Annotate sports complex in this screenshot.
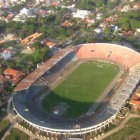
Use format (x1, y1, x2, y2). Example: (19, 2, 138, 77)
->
(12, 43, 140, 137)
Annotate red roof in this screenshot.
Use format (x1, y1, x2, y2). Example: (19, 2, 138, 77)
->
(130, 94, 140, 105)
(45, 41, 56, 46)
(63, 20, 74, 27)
(122, 31, 134, 36)
(4, 49, 12, 54)
(106, 18, 116, 22)
(52, 1, 58, 6)
(6, 14, 14, 20)
(0, 74, 4, 79)
(133, 4, 140, 9)
(4, 68, 19, 76)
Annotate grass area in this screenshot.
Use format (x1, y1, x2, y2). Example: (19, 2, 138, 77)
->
(0, 103, 7, 119)
(104, 118, 140, 140)
(13, 50, 40, 64)
(12, 46, 49, 66)
(0, 120, 10, 139)
(4, 128, 30, 140)
(42, 61, 119, 117)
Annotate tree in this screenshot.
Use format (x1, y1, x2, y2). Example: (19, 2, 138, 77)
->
(3, 41, 17, 47)
(19, 32, 26, 39)
(77, 0, 95, 10)
(28, 25, 36, 35)
(39, 26, 46, 33)
(31, 41, 43, 50)
(104, 27, 112, 36)
(2, 11, 8, 17)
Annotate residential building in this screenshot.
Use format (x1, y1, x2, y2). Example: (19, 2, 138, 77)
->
(72, 10, 91, 19)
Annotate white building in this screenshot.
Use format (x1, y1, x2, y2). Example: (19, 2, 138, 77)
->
(2, 49, 12, 60)
(72, 9, 91, 19)
(36, 0, 46, 4)
(94, 28, 102, 33)
(96, 13, 103, 20)
(121, 5, 131, 12)
(136, 28, 140, 33)
(20, 8, 31, 16)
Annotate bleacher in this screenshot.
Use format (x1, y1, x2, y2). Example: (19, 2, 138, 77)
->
(40, 51, 78, 85)
(76, 43, 140, 68)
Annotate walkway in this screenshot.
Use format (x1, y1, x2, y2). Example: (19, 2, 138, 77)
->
(97, 113, 140, 140)
(1, 123, 14, 140)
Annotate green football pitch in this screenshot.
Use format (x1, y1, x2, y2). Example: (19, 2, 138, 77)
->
(42, 61, 119, 118)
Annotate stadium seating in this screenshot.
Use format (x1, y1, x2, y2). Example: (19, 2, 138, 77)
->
(41, 51, 77, 84)
(76, 43, 140, 68)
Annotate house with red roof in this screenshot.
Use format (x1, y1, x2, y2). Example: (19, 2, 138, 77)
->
(85, 19, 95, 26)
(0, 74, 4, 80)
(51, 1, 59, 6)
(62, 20, 74, 27)
(133, 4, 140, 10)
(122, 31, 134, 36)
(45, 41, 56, 48)
(6, 14, 14, 22)
(39, 10, 47, 17)
(4, 68, 26, 84)
(121, 5, 131, 12)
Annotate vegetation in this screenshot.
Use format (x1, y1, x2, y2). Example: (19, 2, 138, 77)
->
(0, 103, 7, 119)
(106, 0, 120, 11)
(42, 61, 119, 117)
(0, 120, 10, 139)
(117, 11, 140, 31)
(105, 118, 140, 140)
(4, 128, 30, 140)
(1, 43, 50, 73)
(77, 0, 106, 10)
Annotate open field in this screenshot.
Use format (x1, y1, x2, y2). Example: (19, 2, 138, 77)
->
(42, 61, 119, 118)
(12, 47, 49, 65)
(4, 128, 30, 140)
(12, 50, 41, 64)
(104, 118, 140, 140)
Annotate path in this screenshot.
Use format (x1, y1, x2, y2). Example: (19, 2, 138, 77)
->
(1, 123, 14, 140)
(97, 113, 140, 140)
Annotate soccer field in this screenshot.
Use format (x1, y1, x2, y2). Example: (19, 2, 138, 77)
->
(42, 61, 119, 118)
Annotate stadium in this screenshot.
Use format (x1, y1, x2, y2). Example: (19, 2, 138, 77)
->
(12, 43, 140, 137)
